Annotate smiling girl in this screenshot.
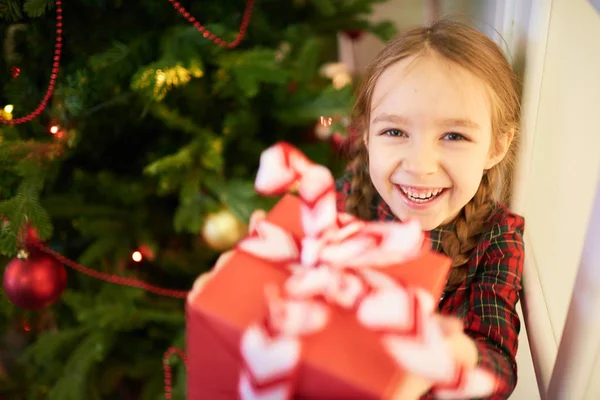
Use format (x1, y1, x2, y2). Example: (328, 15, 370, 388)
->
(337, 19, 525, 399)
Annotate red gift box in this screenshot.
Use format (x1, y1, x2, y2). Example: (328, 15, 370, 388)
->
(185, 142, 497, 400)
(186, 194, 451, 399)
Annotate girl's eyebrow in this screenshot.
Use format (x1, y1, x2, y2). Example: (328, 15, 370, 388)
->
(372, 113, 480, 130)
(439, 118, 480, 129)
(371, 113, 410, 125)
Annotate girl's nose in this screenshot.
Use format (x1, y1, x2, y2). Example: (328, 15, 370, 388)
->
(402, 140, 439, 176)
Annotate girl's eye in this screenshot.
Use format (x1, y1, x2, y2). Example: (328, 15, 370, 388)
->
(383, 129, 407, 137)
(443, 132, 467, 141)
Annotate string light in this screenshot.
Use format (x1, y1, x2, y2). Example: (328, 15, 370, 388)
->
(320, 116, 333, 126)
(137, 244, 156, 261)
(49, 125, 59, 134)
(0, 105, 13, 121)
(132, 251, 143, 262)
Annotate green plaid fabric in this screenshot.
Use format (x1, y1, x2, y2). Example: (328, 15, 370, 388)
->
(336, 174, 525, 400)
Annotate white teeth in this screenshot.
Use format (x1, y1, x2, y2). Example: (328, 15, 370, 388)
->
(400, 186, 444, 202)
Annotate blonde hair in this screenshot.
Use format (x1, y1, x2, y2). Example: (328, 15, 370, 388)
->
(345, 19, 521, 291)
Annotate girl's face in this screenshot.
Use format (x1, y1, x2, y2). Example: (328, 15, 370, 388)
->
(367, 52, 505, 230)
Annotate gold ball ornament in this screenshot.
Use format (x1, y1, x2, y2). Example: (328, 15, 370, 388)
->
(201, 209, 248, 251)
(315, 122, 333, 140)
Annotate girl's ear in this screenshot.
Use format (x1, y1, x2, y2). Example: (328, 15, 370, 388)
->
(485, 128, 514, 170)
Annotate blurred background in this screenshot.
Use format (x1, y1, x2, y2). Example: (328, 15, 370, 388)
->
(1, 0, 600, 399)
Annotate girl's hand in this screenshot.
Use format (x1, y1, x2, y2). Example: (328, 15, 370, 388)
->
(391, 315, 479, 400)
(193, 210, 267, 291)
(441, 316, 479, 367)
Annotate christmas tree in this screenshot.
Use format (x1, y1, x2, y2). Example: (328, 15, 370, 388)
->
(0, 0, 396, 398)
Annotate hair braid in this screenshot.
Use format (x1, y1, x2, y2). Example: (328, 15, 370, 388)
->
(441, 169, 497, 291)
(344, 145, 376, 220)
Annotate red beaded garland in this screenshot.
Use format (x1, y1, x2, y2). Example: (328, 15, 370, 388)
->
(10, 66, 21, 78)
(163, 347, 188, 399)
(31, 241, 189, 299)
(167, 0, 254, 48)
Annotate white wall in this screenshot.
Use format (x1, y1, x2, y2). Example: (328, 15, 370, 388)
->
(512, 0, 600, 398)
(546, 172, 600, 399)
(514, 0, 600, 341)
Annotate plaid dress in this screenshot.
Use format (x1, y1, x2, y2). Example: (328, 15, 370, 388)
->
(336, 175, 525, 400)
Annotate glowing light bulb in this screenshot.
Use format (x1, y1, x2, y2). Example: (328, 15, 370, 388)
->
(320, 116, 333, 126)
(132, 251, 143, 262)
(3, 105, 13, 114)
(50, 125, 59, 134)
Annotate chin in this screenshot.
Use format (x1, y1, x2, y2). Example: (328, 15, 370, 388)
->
(388, 206, 437, 231)
(411, 217, 442, 232)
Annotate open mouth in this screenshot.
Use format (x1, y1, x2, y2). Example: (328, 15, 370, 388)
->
(397, 185, 447, 204)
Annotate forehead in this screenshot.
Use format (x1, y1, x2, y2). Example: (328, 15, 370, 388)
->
(370, 53, 492, 126)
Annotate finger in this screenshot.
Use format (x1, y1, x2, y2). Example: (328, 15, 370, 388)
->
(192, 250, 235, 294)
(191, 271, 214, 293)
(390, 373, 432, 400)
(436, 315, 463, 336)
(214, 250, 234, 272)
(249, 209, 267, 232)
(444, 333, 479, 368)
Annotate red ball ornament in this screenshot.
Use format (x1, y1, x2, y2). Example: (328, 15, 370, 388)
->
(10, 66, 21, 78)
(3, 252, 67, 310)
(20, 224, 41, 250)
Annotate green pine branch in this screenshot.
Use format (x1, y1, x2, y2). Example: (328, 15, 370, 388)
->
(22, 284, 185, 398)
(0, 0, 54, 21)
(88, 41, 133, 71)
(293, 37, 323, 85)
(23, 0, 54, 17)
(147, 103, 208, 137)
(0, 173, 52, 256)
(41, 172, 150, 266)
(47, 332, 115, 400)
(206, 178, 278, 224)
(310, 0, 336, 16)
(159, 24, 229, 60)
(217, 48, 291, 98)
(274, 84, 355, 125)
(0, 0, 23, 21)
(143, 133, 225, 233)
